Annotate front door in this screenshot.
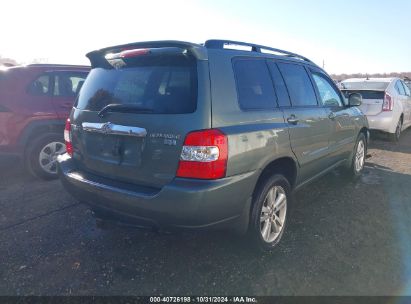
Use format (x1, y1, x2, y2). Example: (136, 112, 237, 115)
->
(310, 70, 357, 164)
(399, 80, 411, 127)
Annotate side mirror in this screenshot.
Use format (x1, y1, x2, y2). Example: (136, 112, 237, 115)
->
(348, 93, 362, 107)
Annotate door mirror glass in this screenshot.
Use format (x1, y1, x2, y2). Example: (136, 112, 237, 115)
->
(348, 93, 362, 106)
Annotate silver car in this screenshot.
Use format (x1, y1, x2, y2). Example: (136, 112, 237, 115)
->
(341, 77, 411, 141)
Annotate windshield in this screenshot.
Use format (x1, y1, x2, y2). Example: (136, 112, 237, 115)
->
(76, 55, 197, 114)
(340, 81, 389, 91)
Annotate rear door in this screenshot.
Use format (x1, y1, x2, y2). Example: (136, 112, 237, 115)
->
(401, 80, 411, 126)
(51, 71, 88, 119)
(70, 49, 210, 188)
(23, 73, 56, 117)
(271, 61, 331, 183)
(396, 80, 411, 125)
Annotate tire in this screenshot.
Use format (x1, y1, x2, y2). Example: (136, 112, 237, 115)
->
(249, 174, 291, 252)
(25, 133, 66, 180)
(389, 118, 402, 142)
(345, 133, 367, 178)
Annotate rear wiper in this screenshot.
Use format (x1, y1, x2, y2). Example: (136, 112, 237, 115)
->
(98, 104, 154, 117)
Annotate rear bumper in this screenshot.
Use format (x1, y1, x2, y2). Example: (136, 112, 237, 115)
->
(366, 112, 397, 133)
(57, 154, 257, 232)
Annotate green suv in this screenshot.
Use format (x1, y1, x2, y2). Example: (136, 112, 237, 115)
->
(58, 40, 369, 251)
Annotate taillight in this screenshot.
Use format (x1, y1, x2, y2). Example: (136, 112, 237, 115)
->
(176, 129, 228, 179)
(64, 118, 73, 157)
(105, 48, 149, 60)
(382, 92, 393, 111)
(120, 48, 150, 58)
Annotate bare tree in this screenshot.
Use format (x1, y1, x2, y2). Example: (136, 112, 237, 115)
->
(331, 72, 411, 81)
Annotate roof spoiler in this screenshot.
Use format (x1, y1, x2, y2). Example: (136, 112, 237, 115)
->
(86, 40, 208, 68)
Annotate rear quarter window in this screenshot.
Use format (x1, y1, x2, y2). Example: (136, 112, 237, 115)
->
(233, 58, 277, 111)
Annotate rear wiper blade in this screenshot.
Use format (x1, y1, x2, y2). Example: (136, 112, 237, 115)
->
(98, 104, 153, 117)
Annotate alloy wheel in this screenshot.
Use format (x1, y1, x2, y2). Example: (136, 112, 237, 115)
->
(354, 140, 365, 173)
(38, 141, 66, 174)
(260, 185, 287, 243)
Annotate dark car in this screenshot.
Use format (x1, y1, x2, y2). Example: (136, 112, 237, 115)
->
(0, 64, 89, 179)
(58, 40, 368, 251)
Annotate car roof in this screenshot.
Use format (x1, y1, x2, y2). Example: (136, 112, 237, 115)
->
(6, 64, 90, 72)
(86, 39, 321, 70)
(342, 77, 397, 83)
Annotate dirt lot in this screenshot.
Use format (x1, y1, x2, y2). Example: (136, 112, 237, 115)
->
(0, 130, 410, 296)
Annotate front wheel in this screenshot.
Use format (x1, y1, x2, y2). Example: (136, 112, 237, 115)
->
(249, 174, 291, 252)
(345, 133, 366, 178)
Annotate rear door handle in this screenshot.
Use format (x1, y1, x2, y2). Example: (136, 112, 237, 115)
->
(287, 115, 299, 125)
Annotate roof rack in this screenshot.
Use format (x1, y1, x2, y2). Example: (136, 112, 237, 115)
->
(204, 39, 312, 63)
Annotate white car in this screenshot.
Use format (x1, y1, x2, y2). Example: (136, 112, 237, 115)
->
(341, 77, 411, 141)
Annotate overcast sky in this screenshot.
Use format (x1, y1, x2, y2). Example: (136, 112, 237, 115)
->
(1, 0, 410, 74)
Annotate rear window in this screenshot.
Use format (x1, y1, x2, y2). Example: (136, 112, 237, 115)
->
(341, 90, 385, 99)
(341, 81, 389, 91)
(76, 55, 197, 114)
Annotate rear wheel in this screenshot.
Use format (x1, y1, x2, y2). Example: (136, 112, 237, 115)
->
(25, 133, 66, 180)
(390, 118, 402, 142)
(249, 174, 291, 252)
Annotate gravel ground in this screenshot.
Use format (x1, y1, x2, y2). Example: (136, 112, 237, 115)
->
(0, 129, 410, 296)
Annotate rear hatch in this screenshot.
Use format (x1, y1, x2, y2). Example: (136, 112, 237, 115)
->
(70, 44, 210, 188)
(341, 80, 389, 116)
(342, 90, 385, 115)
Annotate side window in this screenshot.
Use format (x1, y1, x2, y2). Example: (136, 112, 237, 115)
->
(233, 59, 277, 110)
(311, 73, 343, 107)
(277, 62, 317, 106)
(54, 73, 87, 97)
(401, 81, 410, 96)
(395, 80, 406, 96)
(267, 62, 291, 107)
(28, 75, 50, 95)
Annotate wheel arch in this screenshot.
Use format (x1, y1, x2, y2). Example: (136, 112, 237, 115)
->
(359, 127, 369, 146)
(253, 157, 298, 196)
(19, 120, 65, 150)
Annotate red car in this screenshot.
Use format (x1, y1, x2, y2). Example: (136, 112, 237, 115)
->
(0, 64, 89, 179)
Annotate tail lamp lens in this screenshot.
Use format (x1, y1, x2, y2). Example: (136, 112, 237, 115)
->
(64, 118, 73, 157)
(382, 93, 393, 111)
(176, 129, 228, 179)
